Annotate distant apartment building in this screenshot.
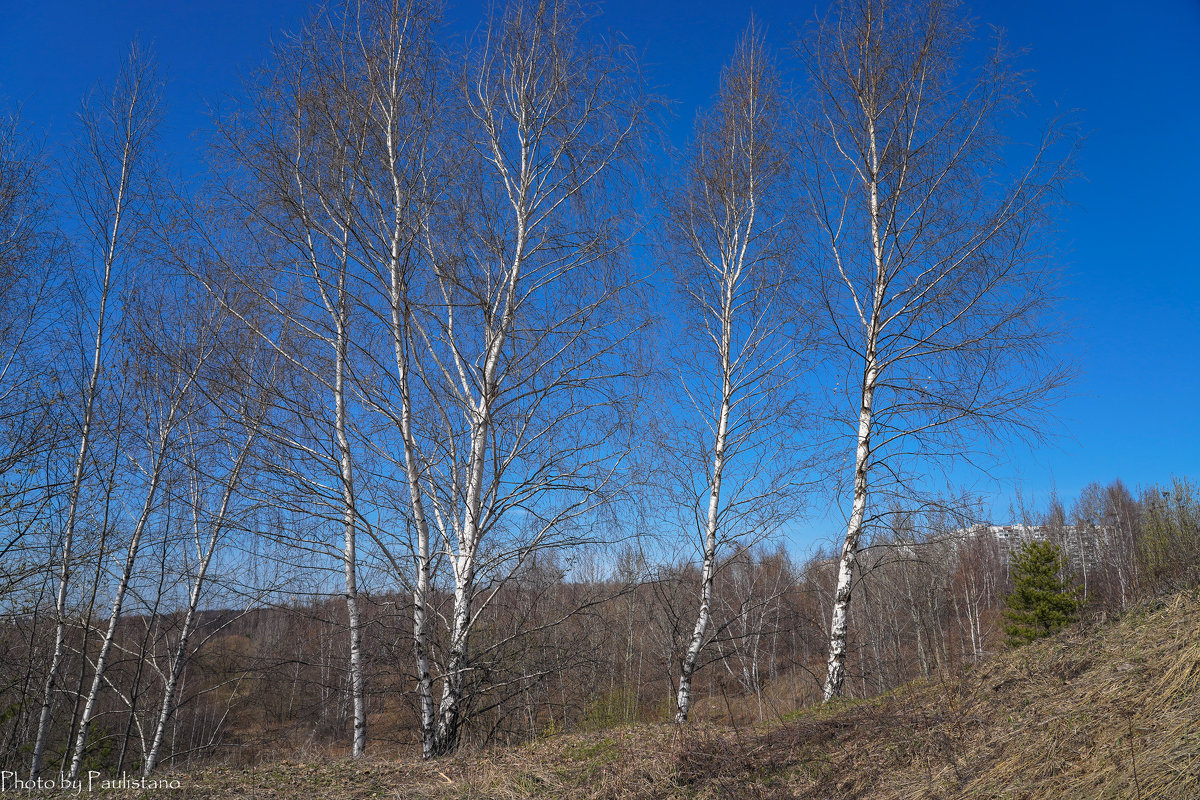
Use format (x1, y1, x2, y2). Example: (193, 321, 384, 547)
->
(962, 523, 1107, 576)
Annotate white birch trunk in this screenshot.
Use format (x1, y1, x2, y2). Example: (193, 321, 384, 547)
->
(334, 304, 366, 758)
(379, 75, 438, 754)
(823, 107, 885, 703)
(430, 394, 492, 755)
(823, 361, 877, 702)
(675, 377, 731, 723)
(390, 280, 436, 757)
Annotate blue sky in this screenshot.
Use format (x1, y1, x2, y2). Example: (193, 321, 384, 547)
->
(2, 0, 1197, 544)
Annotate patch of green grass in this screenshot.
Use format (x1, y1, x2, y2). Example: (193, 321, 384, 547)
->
(565, 736, 617, 763)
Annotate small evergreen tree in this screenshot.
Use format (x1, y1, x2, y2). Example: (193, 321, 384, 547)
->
(1003, 540, 1080, 646)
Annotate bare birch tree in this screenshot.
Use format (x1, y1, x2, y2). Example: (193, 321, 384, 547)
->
(30, 46, 162, 779)
(658, 26, 802, 723)
(301, 0, 442, 756)
(796, 0, 1074, 701)
(398, 0, 649, 755)
(205, 5, 401, 755)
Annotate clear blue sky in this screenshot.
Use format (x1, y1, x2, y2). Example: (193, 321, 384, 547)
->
(2, 0, 1197, 541)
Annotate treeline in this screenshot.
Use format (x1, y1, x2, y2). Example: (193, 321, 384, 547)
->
(4, 475, 1196, 771)
(0, 0, 1132, 779)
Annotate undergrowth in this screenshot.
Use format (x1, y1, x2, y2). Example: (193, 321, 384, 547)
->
(61, 590, 1200, 800)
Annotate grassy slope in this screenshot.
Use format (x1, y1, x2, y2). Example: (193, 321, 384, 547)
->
(88, 590, 1200, 799)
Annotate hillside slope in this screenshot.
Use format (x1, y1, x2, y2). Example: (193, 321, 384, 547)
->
(671, 590, 1200, 799)
(87, 591, 1200, 799)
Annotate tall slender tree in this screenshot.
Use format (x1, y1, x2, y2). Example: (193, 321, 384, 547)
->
(796, 0, 1074, 701)
(659, 25, 802, 724)
(30, 45, 163, 779)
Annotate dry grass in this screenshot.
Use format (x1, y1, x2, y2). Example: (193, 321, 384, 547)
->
(684, 588, 1200, 800)
(71, 589, 1200, 799)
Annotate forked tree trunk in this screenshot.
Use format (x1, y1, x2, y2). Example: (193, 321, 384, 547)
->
(428, 396, 492, 756)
